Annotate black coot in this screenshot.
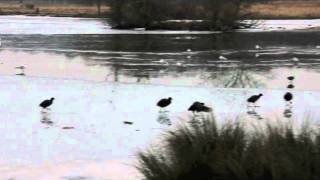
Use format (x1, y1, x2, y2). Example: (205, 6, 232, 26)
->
(287, 76, 294, 81)
(188, 101, 212, 113)
(284, 92, 293, 104)
(247, 94, 263, 105)
(157, 97, 172, 109)
(39, 97, 55, 109)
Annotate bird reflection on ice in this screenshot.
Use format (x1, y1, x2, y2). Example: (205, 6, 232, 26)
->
(157, 111, 171, 126)
(247, 109, 263, 120)
(283, 106, 293, 119)
(40, 111, 54, 127)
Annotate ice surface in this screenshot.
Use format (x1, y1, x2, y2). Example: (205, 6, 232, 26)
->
(241, 19, 320, 32)
(0, 75, 319, 179)
(0, 16, 320, 34)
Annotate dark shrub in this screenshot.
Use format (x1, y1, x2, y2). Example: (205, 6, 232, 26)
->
(137, 116, 320, 180)
(24, 3, 35, 10)
(108, 0, 247, 30)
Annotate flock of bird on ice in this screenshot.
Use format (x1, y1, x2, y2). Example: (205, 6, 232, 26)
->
(38, 75, 295, 122)
(156, 76, 295, 115)
(34, 45, 295, 121)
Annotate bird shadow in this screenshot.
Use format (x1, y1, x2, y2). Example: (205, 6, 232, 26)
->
(157, 111, 171, 126)
(40, 111, 54, 127)
(283, 106, 293, 119)
(247, 108, 263, 120)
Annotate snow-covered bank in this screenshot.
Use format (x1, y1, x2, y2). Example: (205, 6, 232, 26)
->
(0, 16, 320, 34)
(241, 19, 320, 32)
(0, 75, 319, 179)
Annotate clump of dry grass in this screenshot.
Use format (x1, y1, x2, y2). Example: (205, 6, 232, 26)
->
(137, 116, 320, 180)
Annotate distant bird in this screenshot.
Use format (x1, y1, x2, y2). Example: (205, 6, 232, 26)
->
(186, 49, 192, 52)
(157, 97, 172, 110)
(134, 28, 145, 31)
(292, 57, 299, 62)
(284, 92, 293, 104)
(123, 121, 133, 125)
(159, 59, 169, 65)
(287, 76, 295, 81)
(255, 53, 260, 58)
(176, 62, 182, 66)
(62, 126, 75, 130)
(219, 55, 227, 60)
(287, 84, 294, 89)
(255, 45, 261, 49)
(15, 66, 25, 69)
(316, 45, 320, 49)
(247, 94, 263, 106)
(188, 101, 212, 113)
(15, 66, 26, 76)
(39, 97, 55, 109)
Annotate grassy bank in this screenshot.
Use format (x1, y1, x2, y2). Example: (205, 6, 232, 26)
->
(0, 1, 319, 19)
(0, 3, 109, 17)
(137, 115, 320, 180)
(242, 1, 320, 19)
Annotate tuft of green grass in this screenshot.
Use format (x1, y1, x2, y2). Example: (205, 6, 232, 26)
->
(136, 116, 320, 180)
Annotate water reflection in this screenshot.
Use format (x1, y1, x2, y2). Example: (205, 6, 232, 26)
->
(157, 111, 171, 126)
(206, 67, 266, 88)
(1, 32, 320, 89)
(287, 84, 295, 89)
(105, 65, 120, 82)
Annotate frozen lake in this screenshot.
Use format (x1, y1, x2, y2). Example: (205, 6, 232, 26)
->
(0, 15, 319, 179)
(0, 75, 319, 179)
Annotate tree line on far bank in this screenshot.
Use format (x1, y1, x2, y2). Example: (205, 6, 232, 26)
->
(6, 0, 271, 30)
(107, 0, 255, 31)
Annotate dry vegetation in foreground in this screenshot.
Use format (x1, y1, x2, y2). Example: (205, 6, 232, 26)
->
(0, 3, 109, 17)
(137, 116, 320, 180)
(242, 1, 320, 19)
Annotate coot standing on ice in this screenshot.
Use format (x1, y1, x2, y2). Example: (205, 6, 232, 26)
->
(287, 76, 295, 81)
(188, 101, 212, 113)
(247, 94, 263, 106)
(284, 92, 293, 105)
(39, 97, 55, 109)
(157, 97, 172, 110)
